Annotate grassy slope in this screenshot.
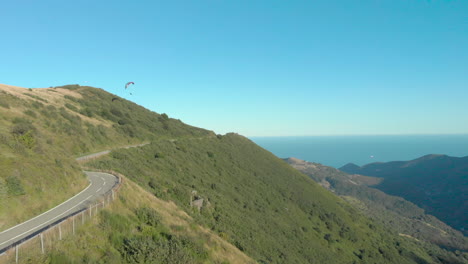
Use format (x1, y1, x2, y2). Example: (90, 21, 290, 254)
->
(0, 86, 87, 230)
(1, 84, 462, 263)
(87, 135, 442, 264)
(25, 173, 255, 264)
(0, 84, 211, 231)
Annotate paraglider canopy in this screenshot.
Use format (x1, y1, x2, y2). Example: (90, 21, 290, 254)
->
(125, 82, 134, 89)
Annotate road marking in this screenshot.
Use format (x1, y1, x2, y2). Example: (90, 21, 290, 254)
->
(96, 187, 102, 193)
(0, 195, 93, 247)
(0, 180, 93, 236)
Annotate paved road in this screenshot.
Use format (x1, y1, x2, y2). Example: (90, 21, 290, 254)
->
(75, 143, 149, 162)
(0, 171, 118, 253)
(0, 144, 149, 254)
(75, 150, 111, 161)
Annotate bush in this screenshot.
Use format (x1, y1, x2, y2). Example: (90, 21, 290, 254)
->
(65, 103, 78, 112)
(58, 84, 80, 90)
(79, 107, 94, 117)
(121, 235, 203, 264)
(24, 109, 37, 118)
(11, 122, 35, 136)
(6, 175, 25, 196)
(0, 99, 10, 108)
(160, 113, 169, 120)
(148, 178, 157, 189)
(64, 95, 78, 102)
(31, 101, 43, 109)
(135, 207, 161, 227)
(10, 120, 37, 149)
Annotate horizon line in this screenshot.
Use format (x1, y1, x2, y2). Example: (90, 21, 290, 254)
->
(247, 133, 468, 138)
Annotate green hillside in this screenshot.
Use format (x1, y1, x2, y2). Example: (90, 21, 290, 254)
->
(285, 158, 468, 260)
(1, 84, 465, 263)
(340, 155, 468, 236)
(0, 84, 211, 231)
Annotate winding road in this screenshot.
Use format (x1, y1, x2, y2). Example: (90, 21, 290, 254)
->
(0, 161, 119, 254)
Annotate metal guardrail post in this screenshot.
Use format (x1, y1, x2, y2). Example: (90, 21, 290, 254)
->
(41, 233, 44, 254)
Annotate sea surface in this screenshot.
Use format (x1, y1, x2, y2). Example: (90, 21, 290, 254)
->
(250, 135, 468, 168)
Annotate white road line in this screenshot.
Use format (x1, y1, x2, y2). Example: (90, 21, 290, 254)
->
(96, 187, 102, 193)
(0, 180, 92, 236)
(0, 195, 93, 247)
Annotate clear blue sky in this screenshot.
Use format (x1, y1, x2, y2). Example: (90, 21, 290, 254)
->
(1, 0, 467, 136)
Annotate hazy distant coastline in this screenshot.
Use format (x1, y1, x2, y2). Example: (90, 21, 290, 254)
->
(250, 134, 468, 168)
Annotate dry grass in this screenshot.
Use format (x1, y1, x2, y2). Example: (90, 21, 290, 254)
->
(0, 84, 109, 127)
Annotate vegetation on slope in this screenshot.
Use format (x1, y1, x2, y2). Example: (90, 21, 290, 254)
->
(340, 154, 468, 235)
(0, 84, 212, 231)
(26, 174, 254, 264)
(86, 134, 446, 263)
(285, 158, 468, 263)
(2, 84, 465, 263)
(0, 87, 87, 230)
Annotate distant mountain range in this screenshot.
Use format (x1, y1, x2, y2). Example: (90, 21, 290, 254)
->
(285, 157, 468, 252)
(339, 154, 468, 236)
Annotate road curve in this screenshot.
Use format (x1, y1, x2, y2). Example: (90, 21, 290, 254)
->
(0, 171, 118, 253)
(0, 144, 149, 254)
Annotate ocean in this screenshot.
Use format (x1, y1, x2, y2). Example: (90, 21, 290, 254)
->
(250, 135, 468, 168)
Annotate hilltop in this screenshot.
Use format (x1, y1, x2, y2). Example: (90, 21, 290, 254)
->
(0, 84, 211, 231)
(1, 84, 467, 263)
(340, 154, 468, 236)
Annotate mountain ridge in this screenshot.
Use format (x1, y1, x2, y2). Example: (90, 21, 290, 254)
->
(339, 154, 468, 235)
(285, 157, 468, 252)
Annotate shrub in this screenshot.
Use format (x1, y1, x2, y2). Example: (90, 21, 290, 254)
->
(148, 178, 157, 189)
(6, 175, 25, 196)
(64, 95, 78, 102)
(79, 107, 94, 117)
(24, 109, 37, 118)
(0, 99, 10, 108)
(31, 101, 43, 109)
(24, 93, 48, 103)
(135, 207, 161, 227)
(58, 84, 80, 90)
(160, 113, 169, 120)
(65, 103, 78, 112)
(11, 122, 35, 136)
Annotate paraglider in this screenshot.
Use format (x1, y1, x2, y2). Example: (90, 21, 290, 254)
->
(112, 82, 135, 102)
(124, 81, 135, 96)
(125, 82, 134, 89)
